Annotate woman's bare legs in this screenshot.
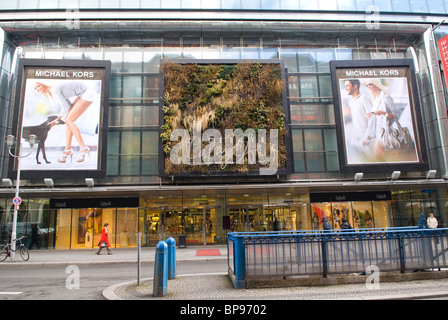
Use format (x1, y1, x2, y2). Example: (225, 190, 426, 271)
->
(64, 98, 93, 162)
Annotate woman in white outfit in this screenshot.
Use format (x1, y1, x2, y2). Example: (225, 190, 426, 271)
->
(33, 81, 94, 163)
(365, 79, 398, 161)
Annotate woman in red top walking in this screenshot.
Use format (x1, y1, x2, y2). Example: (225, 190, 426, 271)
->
(96, 223, 113, 255)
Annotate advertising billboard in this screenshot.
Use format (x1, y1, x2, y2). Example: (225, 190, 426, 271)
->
(159, 59, 292, 177)
(330, 59, 428, 173)
(9, 59, 111, 179)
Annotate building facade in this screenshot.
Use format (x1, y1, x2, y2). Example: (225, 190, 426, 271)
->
(0, 0, 448, 250)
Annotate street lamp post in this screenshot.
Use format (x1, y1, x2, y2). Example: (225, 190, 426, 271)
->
(5, 133, 37, 261)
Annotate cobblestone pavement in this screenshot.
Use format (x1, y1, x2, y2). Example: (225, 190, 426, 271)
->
(104, 272, 448, 300)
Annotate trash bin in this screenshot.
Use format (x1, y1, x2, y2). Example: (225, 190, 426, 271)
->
(178, 235, 186, 248)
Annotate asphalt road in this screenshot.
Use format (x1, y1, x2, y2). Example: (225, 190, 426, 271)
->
(0, 260, 228, 300)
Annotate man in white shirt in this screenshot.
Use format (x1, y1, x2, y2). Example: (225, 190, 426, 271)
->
(427, 213, 438, 229)
(344, 79, 376, 164)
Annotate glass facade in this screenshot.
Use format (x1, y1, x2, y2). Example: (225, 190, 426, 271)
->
(0, 0, 447, 14)
(0, 4, 448, 250)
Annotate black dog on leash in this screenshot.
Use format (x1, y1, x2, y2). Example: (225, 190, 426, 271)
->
(22, 115, 63, 164)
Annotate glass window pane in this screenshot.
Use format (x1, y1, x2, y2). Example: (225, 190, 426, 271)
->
(324, 129, 337, 151)
(304, 129, 323, 151)
(293, 153, 305, 172)
(142, 131, 159, 154)
(120, 155, 140, 175)
(104, 51, 123, 73)
(123, 51, 143, 73)
(281, 0, 299, 9)
(300, 76, 318, 100)
(261, 48, 278, 59)
(262, 0, 280, 9)
(337, 0, 356, 10)
(141, 0, 161, 8)
(318, 0, 337, 9)
(121, 131, 141, 155)
(302, 105, 320, 124)
(142, 155, 158, 175)
(242, 0, 261, 9)
(144, 51, 161, 73)
(107, 155, 119, 176)
(374, 0, 392, 10)
(222, 0, 241, 9)
(110, 76, 122, 99)
(182, 0, 202, 9)
(162, 0, 180, 8)
(391, 0, 410, 11)
(426, 0, 446, 13)
(123, 76, 142, 99)
(142, 106, 159, 126)
(292, 129, 303, 152)
(290, 105, 301, 124)
(281, 50, 298, 72)
(325, 152, 339, 171)
(318, 75, 332, 97)
(143, 76, 159, 103)
(298, 0, 318, 9)
(107, 131, 120, 175)
(410, 0, 428, 12)
(79, 0, 100, 8)
(201, 0, 221, 8)
(288, 76, 299, 98)
(306, 153, 325, 172)
(355, 0, 374, 10)
(321, 105, 335, 124)
(122, 106, 142, 127)
(298, 52, 316, 72)
(316, 50, 333, 72)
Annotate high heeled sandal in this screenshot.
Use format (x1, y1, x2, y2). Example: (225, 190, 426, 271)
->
(76, 146, 90, 162)
(57, 149, 73, 163)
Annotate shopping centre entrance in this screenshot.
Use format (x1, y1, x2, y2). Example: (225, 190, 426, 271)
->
(2, 189, 445, 250)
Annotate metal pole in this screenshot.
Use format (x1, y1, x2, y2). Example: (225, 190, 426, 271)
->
(10, 145, 22, 262)
(137, 232, 142, 286)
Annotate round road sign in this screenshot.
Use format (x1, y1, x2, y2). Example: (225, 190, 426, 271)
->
(13, 196, 22, 206)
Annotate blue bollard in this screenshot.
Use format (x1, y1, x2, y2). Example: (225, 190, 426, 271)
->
(233, 236, 246, 289)
(166, 237, 176, 279)
(153, 241, 168, 297)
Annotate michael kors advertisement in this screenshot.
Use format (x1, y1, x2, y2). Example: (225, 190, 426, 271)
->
(9, 59, 111, 179)
(330, 59, 428, 173)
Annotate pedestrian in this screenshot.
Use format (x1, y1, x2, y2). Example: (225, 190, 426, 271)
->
(340, 218, 353, 231)
(418, 213, 427, 229)
(96, 223, 113, 255)
(427, 213, 438, 229)
(322, 217, 332, 231)
(29, 223, 41, 249)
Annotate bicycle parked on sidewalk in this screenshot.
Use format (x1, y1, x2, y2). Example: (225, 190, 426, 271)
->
(0, 236, 30, 262)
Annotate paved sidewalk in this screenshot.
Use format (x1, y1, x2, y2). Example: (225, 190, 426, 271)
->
(103, 272, 448, 300)
(2, 245, 448, 300)
(0, 245, 227, 267)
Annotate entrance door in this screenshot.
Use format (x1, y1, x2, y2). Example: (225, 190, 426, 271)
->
(228, 206, 267, 232)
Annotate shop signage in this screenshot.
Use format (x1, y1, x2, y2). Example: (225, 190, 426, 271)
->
(437, 35, 448, 94)
(310, 191, 391, 203)
(50, 197, 139, 209)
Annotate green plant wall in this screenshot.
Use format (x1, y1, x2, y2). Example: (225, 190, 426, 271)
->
(161, 62, 287, 175)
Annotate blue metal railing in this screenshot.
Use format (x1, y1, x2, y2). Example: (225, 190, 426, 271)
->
(227, 227, 448, 288)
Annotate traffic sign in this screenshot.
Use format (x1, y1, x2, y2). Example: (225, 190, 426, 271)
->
(13, 196, 22, 206)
